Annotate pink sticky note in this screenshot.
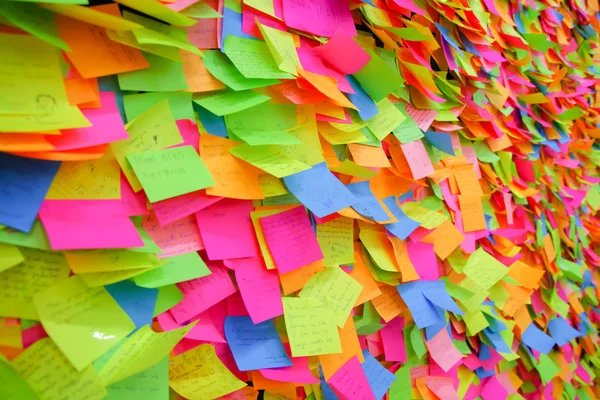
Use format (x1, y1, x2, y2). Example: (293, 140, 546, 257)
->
(318, 34, 371, 74)
(425, 376, 459, 400)
(406, 241, 440, 280)
(120, 173, 149, 216)
(425, 329, 463, 373)
(142, 213, 203, 258)
(195, 199, 259, 260)
(231, 257, 283, 324)
(48, 92, 129, 151)
(170, 263, 237, 323)
(328, 356, 376, 400)
(379, 317, 407, 362)
(172, 120, 200, 152)
(259, 206, 324, 274)
(226, 292, 250, 317)
(260, 344, 319, 384)
(297, 47, 353, 93)
(152, 190, 222, 226)
(157, 310, 226, 343)
(39, 200, 143, 250)
(282, 0, 356, 37)
(400, 140, 435, 180)
(242, 5, 286, 38)
(166, 0, 201, 11)
(480, 376, 508, 400)
(186, 1, 219, 50)
(404, 104, 437, 131)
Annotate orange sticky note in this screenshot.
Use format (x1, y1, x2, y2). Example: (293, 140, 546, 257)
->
(298, 69, 357, 110)
(371, 283, 406, 322)
(319, 316, 363, 380)
(180, 50, 226, 93)
(388, 236, 420, 282)
(279, 260, 326, 295)
(349, 245, 382, 306)
(453, 164, 484, 196)
(347, 144, 391, 168)
(421, 220, 465, 260)
(508, 261, 545, 289)
(458, 195, 487, 232)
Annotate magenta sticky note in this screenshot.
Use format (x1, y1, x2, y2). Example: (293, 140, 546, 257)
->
(327, 356, 376, 400)
(152, 190, 222, 226)
(379, 317, 407, 363)
(142, 213, 204, 258)
(282, 0, 356, 37)
(406, 241, 440, 280)
(259, 206, 324, 274)
(318, 33, 371, 75)
(39, 199, 143, 250)
(195, 199, 259, 260)
(157, 310, 226, 343)
(231, 257, 283, 324)
(260, 344, 319, 384)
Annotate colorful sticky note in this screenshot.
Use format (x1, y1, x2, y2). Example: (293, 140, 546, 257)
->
(133, 251, 211, 288)
(105, 281, 159, 329)
(327, 356, 376, 400)
(360, 350, 397, 400)
(224, 35, 294, 80)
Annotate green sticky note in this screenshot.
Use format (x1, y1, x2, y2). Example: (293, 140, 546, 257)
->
(153, 285, 184, 317)
(0, 220, 50, 250)
(0, 243, 24, 273)
(385, 26, 430, 41)
(127, 146, 215, 203)
(231, 129, 302, 146)
(392, 104, 424, 143)
(522, 33, 554, 53)
(558, 107, 584, 121)
(125, 11, 200, 55)
(225, 102, 298, 130)
(462, 247, 508, 289)
(134, 252, 211, 288)
(410, 324, 427, 359)
(201, 50, 279, 91)
(388, 366, 411, 399)
(585, 185, 600, 210)
(118, 52, 188, 92)
(224, 35, 294, 80)
(0, 357, 37, 400)
(192, 89, 270, 116)
(124, 92, 194, 122)
(330, 159, 378, 178)
(353, 48, 404, 102)
(258, 22, 301, 75)
(106, 358, 169, 400)
(354, 301, 385, 335)
(79, 267, 156, 288)
(0, 3, 70, 51)
(229, 144, 310, 178)
(113, 0, 195, 27)
(366, 98, 406, 140)
(131, 217, 164, 255)
(181, 1, 223, 18)
(33, 275, 135, 371)
(536, 353, 560, 383)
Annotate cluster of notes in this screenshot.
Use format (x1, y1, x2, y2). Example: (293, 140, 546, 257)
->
(0, 0, 599, 399)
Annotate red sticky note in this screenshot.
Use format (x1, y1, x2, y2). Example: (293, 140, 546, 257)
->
(260, 206, 324, 274)
(319, 34, 371, 74)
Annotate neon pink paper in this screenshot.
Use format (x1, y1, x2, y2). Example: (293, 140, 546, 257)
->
(327, 356, 376, 400)
(259, 344, 319, 384)
(142, 213, 203, 258)
(39, 200, 143, 250)
(282, 0, 356, 37)
(401, 140, 435, 180)
(157, 310, 226, 343)
(318, 34, 371, 74)
(195, 199, 260, 260)
(480, 376, 508, 400)
(170, 262, 237, 323)
(172, 120, 200, 152)
(260, 206, 324, 274)
(226, 292, 250, 317)
(166, 0, 201, 11)
(48, 92, 129, 151)
(379, 317, 407, 362)
(120, 173, 149, 216)
(425, 329, 463, 372)
(152, 190, 222, 226)
(297, 47, 354, 93)
(425, 376, 459, 400)
(231, 257, 283, 323)
(406, 241, 440, 280)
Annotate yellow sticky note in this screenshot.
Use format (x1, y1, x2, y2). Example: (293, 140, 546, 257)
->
(401, 203, 447, 229)
(463, 247, 508, 290)
(98, 324, 195, 385)
(0, 319, 22, 349)
(0, 34, 69, 115)
(169, 344, 247, 399)
(65, 249, 163, 273)
(11, 338, 107, 400)
(0, 243, 24, 273)
(230, 144, 311, 178)
(366, 98, 406, 140)
(33, 275, 135, 371)
(259, 174, 288, 197)
(0, 106, 91, 133)
(318, 122, 368, 145)
(46, 153, 121, 200)
(330, 159, 378, 178)
(79, 266, 158, 287)
(0, 248, 70, 320)
(111, 100, 183, 192)
(359, 229, 400, 272)
(113, 0, 196, 26)
(316, 217, 355, 267)
(258, 22, 301, 75)
(300, 266, 363, 327)
(251, 206, 296, 270)
(282, 297, 342, 357)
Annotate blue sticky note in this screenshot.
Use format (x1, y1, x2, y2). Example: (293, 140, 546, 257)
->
(194, 103, 228, 138)
(224, 316, 292, 371)
(521, 323, 555, 354)
(419, 281, 464, 316)
(424, 131, 456, 155)
(346, 181, 389, 222)
(347, 76, 379, 121)
(106, 281, 158, 329)
(382, 196, 420, 240)
(475, 367, 495, 379)
(484, 329, 511, 353)
(221, 7, 254, 51)
(0, 153, 61, 232)
(547, 317, 581, 346)
(283, 162, 357, 218)
(424, 318, 446, 341)
(361, 350, 396, 400)
(397, 282, 441, 329)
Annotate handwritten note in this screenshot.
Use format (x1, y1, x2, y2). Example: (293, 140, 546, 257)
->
(282, 297, 341, 357)
(316, 217, 355, 267)
(327, 356, 376, 400)
(0, 248, 69, 320)
(300, 266, 363, 327)
(260, 206, 324, 274)
(201, 50, 279, 91)
(458, 195, 487, 232)
(366, 98, 406, 140)
(282, 0, 356, 37)
(400, 140, 435, 180)
(425, 328, 463, 372)
(127, 146, 215, 203)
(361, 350, 397, 400)
(142, 213, 203, 258)
(152, 190, 222, 226)
(463, 247, 508, 289)
(46, 156, 120, 200)
(224, 35, 294, 80)
(33, 275, 135, 371)
(453, 164, 484, 196)
(230, 144, 311, 178)
(105, 358, 169, 400)
(169, 344, 247, 399)
(133, 251, 211, 288)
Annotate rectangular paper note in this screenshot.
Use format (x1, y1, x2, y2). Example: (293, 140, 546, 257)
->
(425, 328, 463, 372)
(327, 356, 376, 400)
(400, 140, 435, 180)
(282, 0, 356, 37)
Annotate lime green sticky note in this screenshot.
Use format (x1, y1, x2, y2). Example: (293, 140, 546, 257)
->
(107, 28, 181, 62)
(585, 185, 600, 210)
(118, 52, 188, 92)
(229, 144, 310, 178)
(385, 26, 430, 41)
(366, 98, 406, 140)
(113, 0, 195, 27)
(225, 102, 298, 130)
(127, 146, 215, 202)
(354, 301, 385, 335)
(0, 3, 70, 51)
(134, 252, 211, 288)
(0, 356, 37, 400)
(0, 244, 24, 273)
(388, 366, 411, 399)
(410, 324, 427, 358)
(131, 216, 163, 255)
(244, 0, 276, 17)
(0, 105, 91, 133)
(462, 247, 508, 289)
(153, 284, 184, 316)
(558, 107, 584, 121)
(258, 22, 301, 75)
(353, 48, 404, 102)
(65, 250, 163, 274)
(473, 140, 500, 163)
(201, 50, 280, 91)
(392, 104, 424, 143)
(231, 129, 302, 146)
(522, 33, 554, 53)
(299, 266, 363, 327)
(181, 1, 223, 18)
(536, 353, 560, 383)
(192, 89, 270, 116)
(79, 267, 156, 287)
(224, 35, 294, 80)
(0, 248, 70, 320)
(330, 159, 377, 178)
(97, 324, 194, 385)
(124, 92, 194, 122)
(282, 297, 341, 357)
(105, 358, 169, 400)
(11, 338, 106, 400)
(0, 220, 50, 250)
(33, 275, 135, 371)
(125, 11, 200, 55)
